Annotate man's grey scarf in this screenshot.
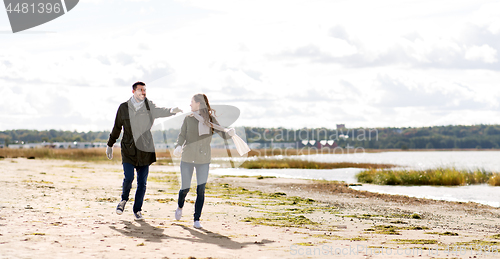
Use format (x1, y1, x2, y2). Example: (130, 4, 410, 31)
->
(130, 96, 145, 111)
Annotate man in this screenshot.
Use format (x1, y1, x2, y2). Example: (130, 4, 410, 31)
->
(106, 81, 182, 221)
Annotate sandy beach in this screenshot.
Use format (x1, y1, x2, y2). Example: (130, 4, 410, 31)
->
(1, 158, 499, 259)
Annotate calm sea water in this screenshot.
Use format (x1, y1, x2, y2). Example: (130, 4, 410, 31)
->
(292, 151, 500, 171)
(210, 151, 500, 207)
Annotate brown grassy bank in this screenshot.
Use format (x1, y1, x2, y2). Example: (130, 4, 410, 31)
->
(240, 158, 395, 169)
(356, 168, 500, 186)
(0, 148, 114, 162)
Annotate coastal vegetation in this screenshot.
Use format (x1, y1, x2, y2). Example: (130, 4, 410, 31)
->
(356, 168, 500, 186)
(240, 158, 395, 170)
(0, 147, 112, 162)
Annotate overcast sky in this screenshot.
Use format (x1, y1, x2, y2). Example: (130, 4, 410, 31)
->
(1, 0, 500, 131)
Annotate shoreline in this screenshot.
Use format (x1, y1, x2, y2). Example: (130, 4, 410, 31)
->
(1, 158, 499, 258)
(208, 167, 500, 208)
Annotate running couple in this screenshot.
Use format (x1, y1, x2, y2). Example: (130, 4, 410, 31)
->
(106, 81, 236, 229)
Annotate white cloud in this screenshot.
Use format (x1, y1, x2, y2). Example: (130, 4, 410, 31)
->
(464, 44, 498, 63)
(2, 0, 500, 131)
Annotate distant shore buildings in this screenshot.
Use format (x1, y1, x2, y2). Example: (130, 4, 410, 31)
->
(5, 140, 339, 150)
(6, 142, 109, 149)
(243, 140, 337, 150)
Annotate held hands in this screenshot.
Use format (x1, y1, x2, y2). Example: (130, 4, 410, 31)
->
(171, 107, 183, 114)
(226, 128, 236, 137)
(173, 146, 182, 157)
(106, 146, 113, 159)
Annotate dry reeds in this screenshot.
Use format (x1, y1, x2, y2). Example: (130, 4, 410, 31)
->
(487, 173, 500, 186)
(356, 168, 497, 186)
(240, 158, 395, 170)
(0, 148, 115, 162)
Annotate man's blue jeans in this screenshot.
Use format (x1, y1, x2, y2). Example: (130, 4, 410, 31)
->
(121, 163, 149, 213)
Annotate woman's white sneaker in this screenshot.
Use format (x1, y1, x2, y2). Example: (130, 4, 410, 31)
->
(193, 221, 203, 229)
(175, 207, 182, 221)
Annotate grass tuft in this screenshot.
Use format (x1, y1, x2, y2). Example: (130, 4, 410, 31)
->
(356, 168, 495, 186)
(425, 231, 459, 236)
(411, 213, 422, 219)
(392, 239, 438, 244)
(243, 215, 318, 228)
(364, 225, 401, 235)
(491, 234, 500, 239)
(294, 242, 315, 246)
(487, 173, 500, 186)
(453, 240, 500, 248)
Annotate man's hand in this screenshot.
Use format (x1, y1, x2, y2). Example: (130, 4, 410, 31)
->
(173, 146, 182, 157)
(106, 146, 113, 159)
(226, 128, 236, 137)
(171, 107, 183, 114)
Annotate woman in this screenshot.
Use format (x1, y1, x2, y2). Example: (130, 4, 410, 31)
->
(173, 93, 234, 228)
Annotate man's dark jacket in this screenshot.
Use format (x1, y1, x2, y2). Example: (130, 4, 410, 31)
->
(107, 98, 174, 166)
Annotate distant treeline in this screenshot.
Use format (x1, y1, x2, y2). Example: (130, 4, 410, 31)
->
(245, 125, 500, 149)
(2, 124, 500, 149)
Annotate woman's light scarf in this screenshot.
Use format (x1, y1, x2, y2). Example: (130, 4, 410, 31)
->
(191, 112, 250, 156)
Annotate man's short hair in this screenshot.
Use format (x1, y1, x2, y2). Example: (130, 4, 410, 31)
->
(132, 81, 146, 90)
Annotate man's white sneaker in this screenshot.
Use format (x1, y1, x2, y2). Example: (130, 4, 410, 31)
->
(175, 207, 182, 221)
(116, 200, 127, 215)
(193, 221, 203, 229)
(134, 211, 144, 221)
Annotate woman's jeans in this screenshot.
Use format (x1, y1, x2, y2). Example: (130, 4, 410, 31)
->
(177, 161, 209, 221)
(121, 163, 149, 213)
